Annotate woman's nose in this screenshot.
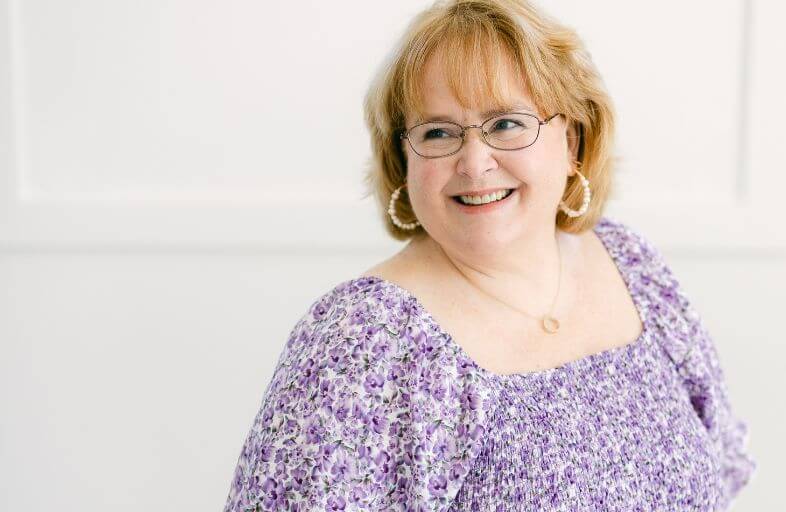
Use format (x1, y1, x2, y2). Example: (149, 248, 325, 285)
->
(457, 127, 496, 176)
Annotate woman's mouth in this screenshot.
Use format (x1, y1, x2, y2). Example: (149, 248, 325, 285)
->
(450, 188, 518, 213)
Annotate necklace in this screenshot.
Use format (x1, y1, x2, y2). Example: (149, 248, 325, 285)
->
(444, 234, 565, 334)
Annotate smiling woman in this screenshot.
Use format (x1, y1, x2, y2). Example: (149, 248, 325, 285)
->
(222, 1, 756, 510)
(362, 0, 617, 242)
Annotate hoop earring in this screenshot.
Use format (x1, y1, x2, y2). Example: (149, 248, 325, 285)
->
(558, 167, 591, 218)
(388, 183, 420, 230)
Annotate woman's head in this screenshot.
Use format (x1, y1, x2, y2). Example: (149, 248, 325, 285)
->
(363, 0, 618, 246)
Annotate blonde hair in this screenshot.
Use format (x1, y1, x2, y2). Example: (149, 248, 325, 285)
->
(362, 0, 619, 241)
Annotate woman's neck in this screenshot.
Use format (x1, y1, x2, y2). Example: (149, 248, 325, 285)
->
(404, 228, 586, 316)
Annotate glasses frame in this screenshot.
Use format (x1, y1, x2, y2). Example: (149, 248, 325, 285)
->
(399, 111, 563, 159)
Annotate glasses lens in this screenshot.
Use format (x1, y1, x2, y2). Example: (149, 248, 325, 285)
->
(408, 122, 462, 157)
(483, 113, 539, 149)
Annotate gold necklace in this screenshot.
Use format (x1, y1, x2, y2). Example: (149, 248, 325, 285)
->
(444, 234, 564, 334)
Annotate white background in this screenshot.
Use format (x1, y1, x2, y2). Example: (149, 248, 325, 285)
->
(1, 0, 782, 510)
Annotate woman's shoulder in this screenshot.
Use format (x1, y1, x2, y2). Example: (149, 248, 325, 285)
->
(594, 215, 664, 260)
(280, 274, 436, 380)
(594, 216, 706, 360)
(223, 276, 497, 510)
(300, 274, 415, 335)
(592, 214, 679, 284)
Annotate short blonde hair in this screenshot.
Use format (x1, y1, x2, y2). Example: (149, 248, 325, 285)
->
(362, 0, 619, 241)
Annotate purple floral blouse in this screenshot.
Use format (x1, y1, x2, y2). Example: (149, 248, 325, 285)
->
(223, 216, 756, 511)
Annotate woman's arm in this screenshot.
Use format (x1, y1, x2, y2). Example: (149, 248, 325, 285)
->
(222, 281, 493, 511)
(624, 223, 758, 511)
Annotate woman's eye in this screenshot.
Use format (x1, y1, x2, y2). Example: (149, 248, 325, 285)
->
(493, 119, 522, 131)
(424, 129, 450, 139)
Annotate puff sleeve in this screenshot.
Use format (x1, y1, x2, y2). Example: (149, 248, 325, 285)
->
(222, 279, 494, 512)
(632, 231, 757, 511)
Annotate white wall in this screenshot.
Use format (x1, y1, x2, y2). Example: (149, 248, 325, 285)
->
(1, 1, 782, 510)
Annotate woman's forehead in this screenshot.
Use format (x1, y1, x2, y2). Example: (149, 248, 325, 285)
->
(408, 80, 535, 125)
(407, 49, 536, 123)
(411, 101, 538, 125)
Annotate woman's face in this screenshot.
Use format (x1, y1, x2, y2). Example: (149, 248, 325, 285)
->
(402, 55, 579, 258)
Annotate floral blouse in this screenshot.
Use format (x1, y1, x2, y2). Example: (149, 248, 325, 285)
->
(223, 216, 756, 511)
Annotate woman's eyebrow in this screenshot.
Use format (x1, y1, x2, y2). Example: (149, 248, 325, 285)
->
(415, 104, 537, 123)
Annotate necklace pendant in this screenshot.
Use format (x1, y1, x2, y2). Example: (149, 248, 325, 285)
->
(542, 315, 560, 333)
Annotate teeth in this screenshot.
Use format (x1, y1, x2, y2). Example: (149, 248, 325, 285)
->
(459, 189, 511, 205)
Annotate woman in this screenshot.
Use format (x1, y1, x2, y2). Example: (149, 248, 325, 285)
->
(224, 0, 756, 510)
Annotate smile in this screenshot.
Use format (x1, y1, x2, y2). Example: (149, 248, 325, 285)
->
(454, 189, 514, 205)
(450, 188, 518, 213)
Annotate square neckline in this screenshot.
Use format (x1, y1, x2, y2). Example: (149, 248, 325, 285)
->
(355, 217, 650, 380)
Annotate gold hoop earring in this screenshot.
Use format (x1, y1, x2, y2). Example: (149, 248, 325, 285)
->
(558, 166, 591, 218)
(388, 183, 420, 230)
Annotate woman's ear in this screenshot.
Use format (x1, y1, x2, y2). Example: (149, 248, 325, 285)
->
(399, 137, 408, 163)
(565, 119, 580, 163)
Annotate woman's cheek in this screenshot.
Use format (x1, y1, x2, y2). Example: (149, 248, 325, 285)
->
(412, 163, 445, 199)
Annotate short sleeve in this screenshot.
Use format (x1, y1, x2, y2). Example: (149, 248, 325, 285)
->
(622, 223, 757, 510)
(222, 279, 494, 512)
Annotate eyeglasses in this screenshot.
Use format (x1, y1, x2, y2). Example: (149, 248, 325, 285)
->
(400, 111, 562, 158)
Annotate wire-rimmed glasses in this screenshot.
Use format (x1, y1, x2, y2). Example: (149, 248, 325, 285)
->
(399, 111, 562, 158)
